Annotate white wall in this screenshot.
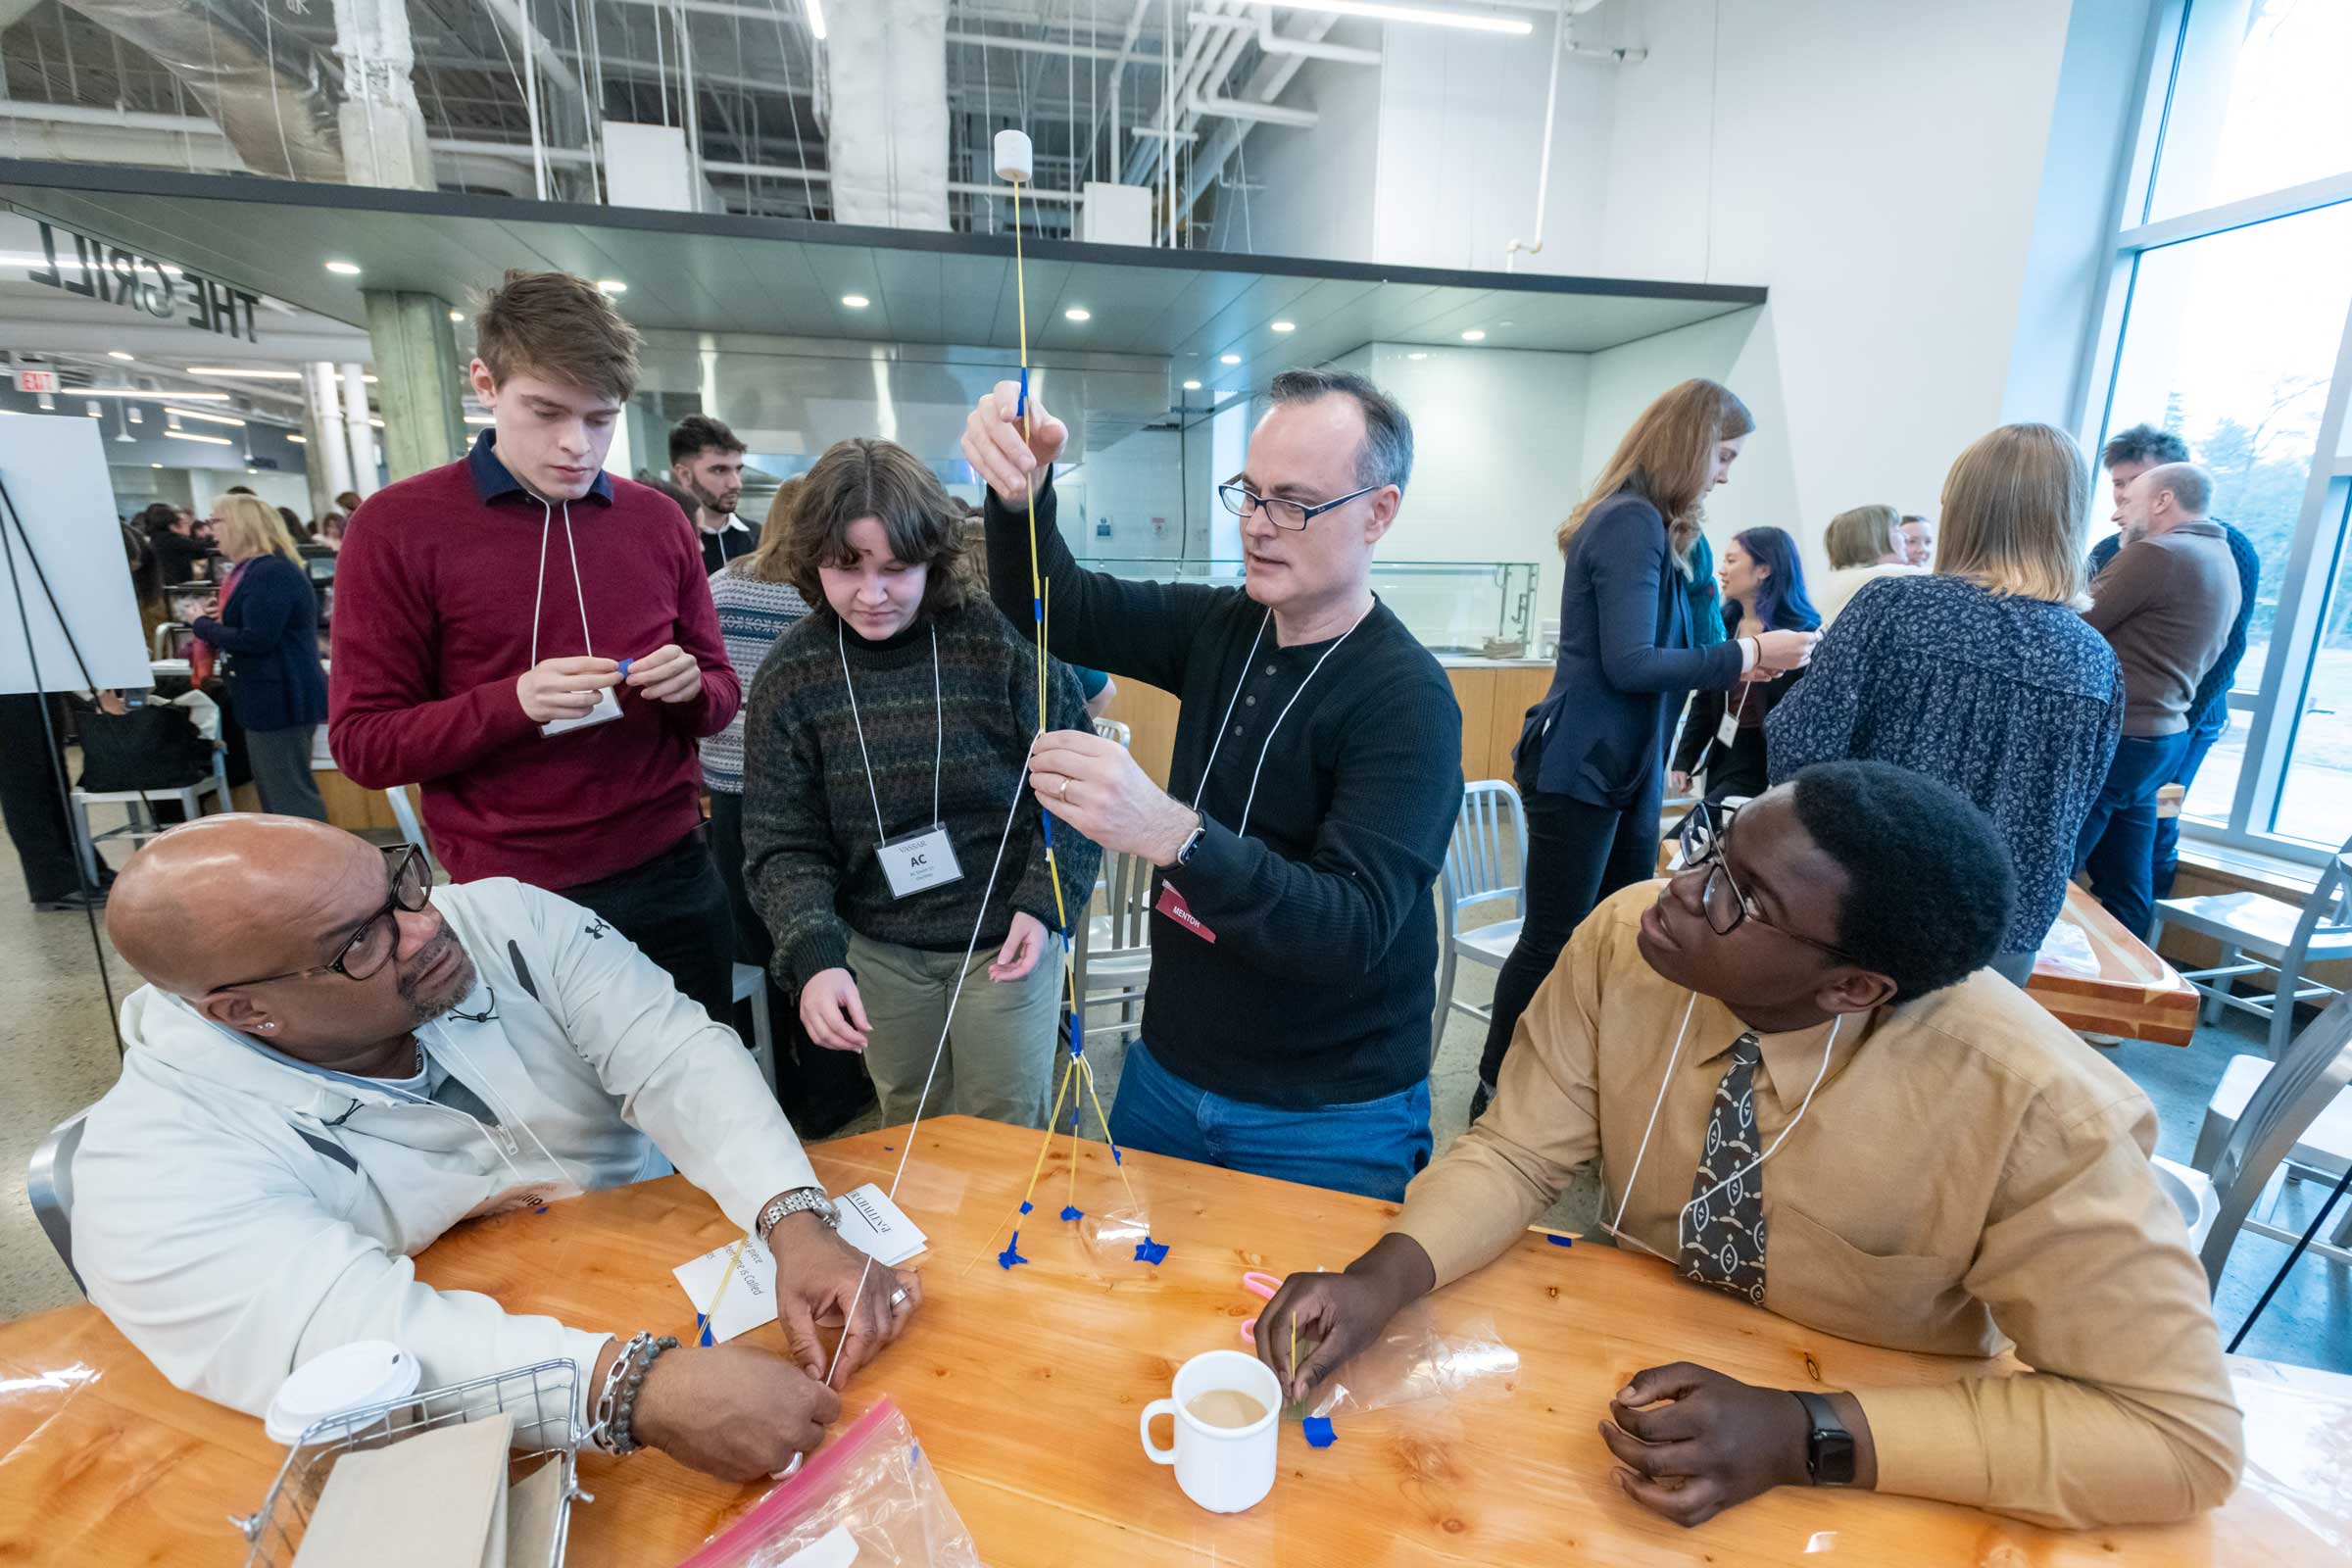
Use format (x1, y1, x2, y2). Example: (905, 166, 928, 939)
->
(1064, 428, 1189, 563)
(1204, 47, 1384, 260)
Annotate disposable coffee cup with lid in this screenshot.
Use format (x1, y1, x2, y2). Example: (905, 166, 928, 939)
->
(265, 1341, 422, 1446)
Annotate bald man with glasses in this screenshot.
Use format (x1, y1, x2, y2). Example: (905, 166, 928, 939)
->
(72, 814, 920, 1480)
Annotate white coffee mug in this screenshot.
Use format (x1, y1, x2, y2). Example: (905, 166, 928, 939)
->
(1139, 1349, 1282, 1514)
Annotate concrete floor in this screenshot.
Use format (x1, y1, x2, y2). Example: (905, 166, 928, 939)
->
(2, 823, 2342, 1382)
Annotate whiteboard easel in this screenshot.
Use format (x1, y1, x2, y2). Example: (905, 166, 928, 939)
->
(0, 415, 153, 696)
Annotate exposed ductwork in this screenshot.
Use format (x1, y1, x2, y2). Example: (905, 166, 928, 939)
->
(58, 0, 345, 182)
(826, 0, 951, 230)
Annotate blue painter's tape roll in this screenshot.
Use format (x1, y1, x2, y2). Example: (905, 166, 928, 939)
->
(1302, 1417, 1336, 1448)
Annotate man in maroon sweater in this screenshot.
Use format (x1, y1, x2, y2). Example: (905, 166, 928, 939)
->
(329, 270, 742, 1024)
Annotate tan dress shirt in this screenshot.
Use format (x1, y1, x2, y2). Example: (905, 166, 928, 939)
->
(1391, 883, 2243, 1529)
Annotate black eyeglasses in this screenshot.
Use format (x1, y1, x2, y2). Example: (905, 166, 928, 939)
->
(1216, 481, 1382, 532)
(213, 846, 432, 991)
(1675, 802, 1855, 961)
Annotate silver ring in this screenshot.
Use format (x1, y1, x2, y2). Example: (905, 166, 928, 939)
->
(889, 1288, 909, 1308)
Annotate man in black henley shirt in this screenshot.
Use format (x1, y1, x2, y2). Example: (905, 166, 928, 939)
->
(960, 369, 1462, 1200)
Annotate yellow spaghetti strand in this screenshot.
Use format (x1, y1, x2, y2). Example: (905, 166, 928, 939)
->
(1078, 1053, 1146, 1214)
(962, 1054, 1078, 1276)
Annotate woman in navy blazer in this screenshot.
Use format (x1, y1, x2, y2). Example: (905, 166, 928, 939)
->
(1473, 381, 1817, 1110)
(192, 496, 328, 821)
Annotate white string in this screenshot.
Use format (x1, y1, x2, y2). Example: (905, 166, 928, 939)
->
(837, 622, 943, 839)
(526, 499, 595, 666)
(1185, 604, 1370, 838)
(821, 755, 1037, 1389)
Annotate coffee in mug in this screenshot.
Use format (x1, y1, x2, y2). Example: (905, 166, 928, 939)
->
(1140, 1349, 1282, 1514)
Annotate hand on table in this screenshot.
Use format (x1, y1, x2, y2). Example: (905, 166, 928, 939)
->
(1027, 729, 1197, 866)
(632, 1343, 840, 1481)
(516, 656, 618, 724)
(990, 909, 1049, 982)
(768, 1210, 922, 1385)
(961, 380, 1068, 507)
(1250, 1236, 1436, 1406)
(1597, 1362, 1816, 1528)
(623, 642, 703, 704)
(800, 968, 869, 1053)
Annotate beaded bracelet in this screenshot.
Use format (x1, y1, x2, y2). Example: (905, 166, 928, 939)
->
(589, 1331, 678, 1455)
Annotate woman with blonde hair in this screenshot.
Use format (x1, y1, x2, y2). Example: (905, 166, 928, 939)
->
(191, 494, 328, 820)
(1475, 378, 1817, 1113)
(1768, 423, 2122, 983)
(1814, 502, 1923, 626)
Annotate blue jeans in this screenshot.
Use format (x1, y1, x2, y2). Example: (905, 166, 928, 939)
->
(2076, 730, 2194, 940)
(1107, 1040, 1434, 1202)
(2153, 703, 2228, 900)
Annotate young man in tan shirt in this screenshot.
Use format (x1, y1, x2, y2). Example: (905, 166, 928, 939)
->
(1252, 760, 2241, 1532)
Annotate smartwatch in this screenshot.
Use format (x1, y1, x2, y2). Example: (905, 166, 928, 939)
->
(1792, 1391, 1856, 1486)
(1172, 816, 1207, 867)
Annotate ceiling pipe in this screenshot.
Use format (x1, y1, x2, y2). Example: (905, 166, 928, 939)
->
(1190, 10, 1380, 66)
(1185, 89, 1316, 127)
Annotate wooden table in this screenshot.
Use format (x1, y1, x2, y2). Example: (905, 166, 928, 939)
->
(2027, 882, 2201, 1046)
(1, 1117, 2338, 1564)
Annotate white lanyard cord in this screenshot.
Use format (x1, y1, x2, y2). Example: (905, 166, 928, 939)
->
(838, 620, 945, 840)
(1189, 604, 1370, 839)
(1687, 668, 1756, 782)
(527, 498, 595, 666)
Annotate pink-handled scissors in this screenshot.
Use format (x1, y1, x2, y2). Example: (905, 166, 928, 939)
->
(1238, 1270, 1282, 1347)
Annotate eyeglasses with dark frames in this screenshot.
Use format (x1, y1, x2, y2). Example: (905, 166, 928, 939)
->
(212, 846, 432, 991)
(1215, 480, 1382, 532)
(1675, 801, 1856, 962)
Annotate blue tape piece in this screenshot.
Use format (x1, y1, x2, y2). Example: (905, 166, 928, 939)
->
(1019, 1200, 1033, 1215)
(1302, 1417, 1336, 1448)
(1041, 812, 1055, 847)
(696, 1317, 714, 1348)
(1017, 365, 1030, 417)
(1033, 598, 1044, 623)
(616, 658, 633, 677)
(999, 1231, 1029, 1270)
(1133, 1237, 1169, 1265)
(1544, 1233, 1574, 1249)
(1060, 1204, 1083, 1221)
(534, 1204, 549, 1215)
(1065, 1013, 1084, 1058)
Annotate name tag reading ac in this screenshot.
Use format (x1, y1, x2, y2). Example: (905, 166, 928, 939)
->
(877, 825, 963, 900)
(541, 686, 622, 739)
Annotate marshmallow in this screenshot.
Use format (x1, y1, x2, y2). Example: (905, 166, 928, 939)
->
(993, 128, 1033, 185)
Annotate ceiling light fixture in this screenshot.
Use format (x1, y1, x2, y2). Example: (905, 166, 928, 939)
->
(1459, 329, 1487, 342)
(449, 309, 465, 323)
(595, 279, 626, 294)
(1230, 0, 1530, 35)
(286, 433, 306, 444)
(324, 260, 362, 275)
(1064, 307, 1092, 322)
(108, 350, 134, 362)
(1220, 353, 1241, 365)
(74, 388, 231, 401)
(807, 0, 827, 41)
(167, 406, 248, 427)
(185, 368, 301, 379)
(165, 428, 233, 446)
(1182, 379, 1202, 390)
(1270, 319, 1296, 333)
(1407, 351, 1430, 360)
(841, 294, 870, 309)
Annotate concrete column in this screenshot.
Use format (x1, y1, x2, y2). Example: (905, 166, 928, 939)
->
(341, 365, 381, 496)
(361, 290, 468, 482)
(304, 363, 355, 514)
(329, 0, 437, 189)
(826, 0, 950, 229)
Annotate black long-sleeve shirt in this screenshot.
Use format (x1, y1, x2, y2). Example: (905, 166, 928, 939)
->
(985, 474, 1462, 1108)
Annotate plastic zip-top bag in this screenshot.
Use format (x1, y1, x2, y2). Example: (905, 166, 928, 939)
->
(675, 1397, 982, 1568)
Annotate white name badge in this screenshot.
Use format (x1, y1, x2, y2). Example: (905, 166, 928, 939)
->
(1716, 710, 1741, 750)
(877, 824, 963, 900)
(541, 685, 622, 739)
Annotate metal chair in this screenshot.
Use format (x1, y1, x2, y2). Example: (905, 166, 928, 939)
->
(1072, 849, 1153, 1044)
(28, 1111, 90, 1295)
(1091, 717, 1132, 750)
(2190, 990, 2352, 1291)
(69, 748, 231, 884)
(383, 786, 433, 869)
(730, 962, 777, 1094)
(2150, 834, 2352, 1059)
(1433, 780, 1529, 1056)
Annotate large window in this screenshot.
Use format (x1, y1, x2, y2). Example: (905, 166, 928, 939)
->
(2090, 0, 2352, 865)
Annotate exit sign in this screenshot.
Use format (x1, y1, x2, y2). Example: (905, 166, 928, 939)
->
(14, 369, 57, 394)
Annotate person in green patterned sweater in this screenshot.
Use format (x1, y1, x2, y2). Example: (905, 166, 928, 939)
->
(742, 438, 1098, 1130)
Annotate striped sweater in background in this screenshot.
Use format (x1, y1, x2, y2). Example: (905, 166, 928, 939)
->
(704, 565, 812, 794)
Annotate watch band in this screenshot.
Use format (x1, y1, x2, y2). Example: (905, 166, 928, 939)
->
(1173, 818, 1206, 866)
(1792, 1390, 1856, 1487)
(757, 1186, 838, 1243)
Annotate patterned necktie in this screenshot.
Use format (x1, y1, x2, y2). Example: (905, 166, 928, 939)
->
(1683, 1032, 1768, 1305)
